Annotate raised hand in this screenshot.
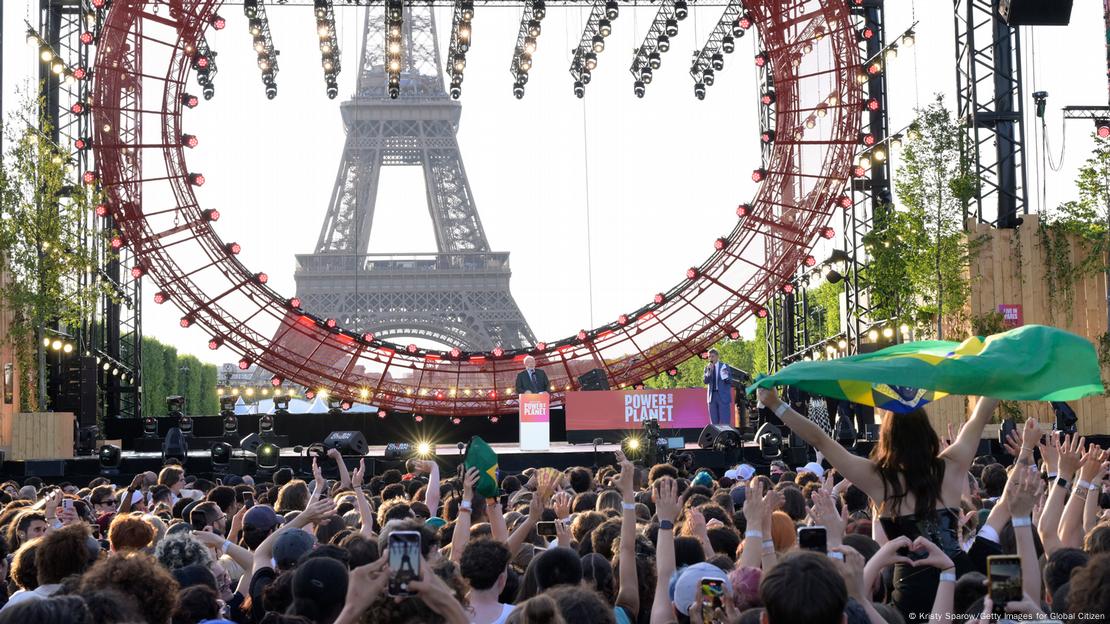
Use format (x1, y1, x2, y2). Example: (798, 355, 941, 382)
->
(1003, 428, 1023, 458)
(527, 492, 544, 524)
(555, 517, 571, 548)
(312, 456, 325, 487)
(327, 447, 342, 461)
(742, 480, 765, 526)
(909, 536, 955, 570)
(831, 545, 868, 601)
(553, 491, 573, 520)
(615, 450, 635, 500)
(351, 458, 366, 489)
(302, 494, 337, 523)
(1058, 434, 1087, 478)
(756, 387, 781, 409)
(654, 477, 680, 524)
(870, 535, 914, 569)
(1005, 464, 1044, 518)
(1079, 444, 1109, 484)
(462, 467, 479, 501)
(337, 558, 389, 623)
(808, 489, 846, 548)
(687, 507, 708, 537)
(1038, 433, 1060, 475)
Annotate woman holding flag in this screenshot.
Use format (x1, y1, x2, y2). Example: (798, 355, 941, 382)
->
(756, 386, 999, 616)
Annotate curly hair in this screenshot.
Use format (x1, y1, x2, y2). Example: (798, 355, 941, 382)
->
(1068, 552, 1110, 616)
(1084, 523, 1110, 555)
(155, 533, 213, 570)
(78, 552, 180, 624)
(108, 514, 155, 552)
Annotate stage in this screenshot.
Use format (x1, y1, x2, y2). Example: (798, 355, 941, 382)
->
(1, 439, 835, 486)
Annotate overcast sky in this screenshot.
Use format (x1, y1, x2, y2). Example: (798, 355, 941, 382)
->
(3, 1, 1107, 368)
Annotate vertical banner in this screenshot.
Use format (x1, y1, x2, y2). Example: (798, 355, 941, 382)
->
(519, 393, 550, 451)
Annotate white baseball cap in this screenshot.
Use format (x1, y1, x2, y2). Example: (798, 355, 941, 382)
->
(796, 461, 825, 479)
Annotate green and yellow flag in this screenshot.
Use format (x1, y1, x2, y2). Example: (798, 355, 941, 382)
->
(464, 436, 499, 498)
(746, 325, 1103, 412)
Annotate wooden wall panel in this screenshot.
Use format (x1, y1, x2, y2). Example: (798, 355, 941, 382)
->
(966, 215, 1108, 434)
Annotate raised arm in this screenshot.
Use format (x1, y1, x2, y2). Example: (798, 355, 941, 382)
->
(740, 481, 767, 570)
(1037, 434, 1067, 555)
(1053, 434, 1087, 550)
(507, 494, 542, 556)
(650, 478, 679, 624)
(327, 448, 352, 490)
(449, 468, 479, 563)
(421, 460, 441, 518)
(614, 450, 640, 618)
(350, 459, 375, 537)
(1085, 461, 1108, 534)
(253, 497, 336, 570)
(118, 474, 144, 515)
(309, 457, 326, 502)
(940, 397, 999, 470)
(1004, 465, 1046, 601)
(1061, 443, 1105, 549)
(756, 388, 883, 500)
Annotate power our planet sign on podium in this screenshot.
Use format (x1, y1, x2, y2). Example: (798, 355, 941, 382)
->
(519, 393, 551, 451)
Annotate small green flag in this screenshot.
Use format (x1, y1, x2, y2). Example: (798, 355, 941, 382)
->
(746, 324, 1103, 412)
(464, 436, 499, 498)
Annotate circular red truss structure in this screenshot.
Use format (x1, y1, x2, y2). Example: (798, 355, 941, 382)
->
(91, 0, 861, 416)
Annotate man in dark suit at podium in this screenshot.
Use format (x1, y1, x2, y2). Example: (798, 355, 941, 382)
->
(515, 356, 549, 394)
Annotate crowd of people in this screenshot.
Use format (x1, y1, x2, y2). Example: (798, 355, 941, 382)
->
(0, 387, 1107, 624)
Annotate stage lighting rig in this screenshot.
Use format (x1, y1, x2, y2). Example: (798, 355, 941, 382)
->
(244, 0, 280, 99)
(314, 0, 340, 99)
(570, 1, 618, 98)
(447, 0, 474, 99)
(386, 0, 404, 99)
(690, 0, 745, 98)
(629, 1, 680, 98)
(509, 0, 545, 99)
(193, 36, 218, 100)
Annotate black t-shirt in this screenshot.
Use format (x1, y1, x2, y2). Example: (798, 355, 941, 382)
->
(248, 567, 278, 624)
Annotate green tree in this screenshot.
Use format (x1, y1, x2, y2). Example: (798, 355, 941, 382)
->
(161, 344, 179, 401)
(1052, 134, 1110, 239)
(140, 337, 165, 410)
(0, 94, 110, 410)
(199, 364, 219, 414)
(865, 94, 975, 334)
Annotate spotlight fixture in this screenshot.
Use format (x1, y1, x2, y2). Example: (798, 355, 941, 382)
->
(142, 416, 158, 438)
(98, 444, 122, 476)
(222, 413, 238, 436)
(178, 416, 194, 435)
(192, 37, 218, 99)
(167, 395, 185, 417)
(1097, 118, 1110, 139)
(629, 0, 679, 99)
(211, 442, 232, 469)
(256, 442, 280, 470)
(756, 422, 783, 458)
(386, 0, 404, 99)
(244, 0, 279, 98)
(259, 413, 276, 433)
(447, 0, 474, 99)
(570, 0, 618, 98)
(271, 397, 289, 416)
(314, 0, 340, 99)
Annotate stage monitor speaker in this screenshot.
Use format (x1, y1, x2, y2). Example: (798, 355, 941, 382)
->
(323, 431, 368, 456)
(163, 427, 189, 461)
(698, 424, 741, 450)
(998, 0, 1072, 25)
(577, 368, 610, 391)
(240, 433, 263, 454)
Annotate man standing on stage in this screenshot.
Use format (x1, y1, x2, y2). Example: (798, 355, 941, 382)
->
(515, 356, 549, 395)
(703, 348, 732, 425)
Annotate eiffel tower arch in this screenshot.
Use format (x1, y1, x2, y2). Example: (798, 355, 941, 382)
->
(295, 3, 536, 351)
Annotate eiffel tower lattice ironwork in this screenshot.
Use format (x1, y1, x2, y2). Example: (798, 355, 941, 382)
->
(295, 4, 536, 351)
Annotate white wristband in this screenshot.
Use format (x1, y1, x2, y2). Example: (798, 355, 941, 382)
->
(939, 571, 956, 583)
(622, 502, 636, 510)
(222, 540, 232, 554)
(1078, 479, 1094, 490)
(762, 539, 774, 550)
(827, 551, 844, 561)
(1047, 472, 1058, 480)
(1011, 516, 1032, 528)
(744, 530, 763, 539)
(773, 402, 789, 418)
(460, 500, 472, 511)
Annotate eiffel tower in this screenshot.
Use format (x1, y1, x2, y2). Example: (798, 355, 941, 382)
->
(295, 4, 536, 351)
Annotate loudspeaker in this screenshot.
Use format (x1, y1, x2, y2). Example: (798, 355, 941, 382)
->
(163, 427, 189, 461)
(239, 433, 263, 454)
(998, 0, 1072, 25)
(577, 368, 610, 391)
(698, 424, 741, 449)
(323, 430, 368, 456)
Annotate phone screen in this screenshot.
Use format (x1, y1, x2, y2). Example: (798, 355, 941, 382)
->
(699, 578, 725, 623)
(388, 531, 422, 597)
(798, 526, 827, 553)
(537, 521, 558, 538)
(243, 492, 255, 509)
(988, 555, 1023, 607)
(190, 510, 208, 532)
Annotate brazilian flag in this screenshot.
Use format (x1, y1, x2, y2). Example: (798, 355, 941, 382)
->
(746, 325, 1103, 412)
(464, 436, 499, 498)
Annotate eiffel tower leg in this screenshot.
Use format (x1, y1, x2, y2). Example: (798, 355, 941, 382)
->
(315, 127, 384, 255)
